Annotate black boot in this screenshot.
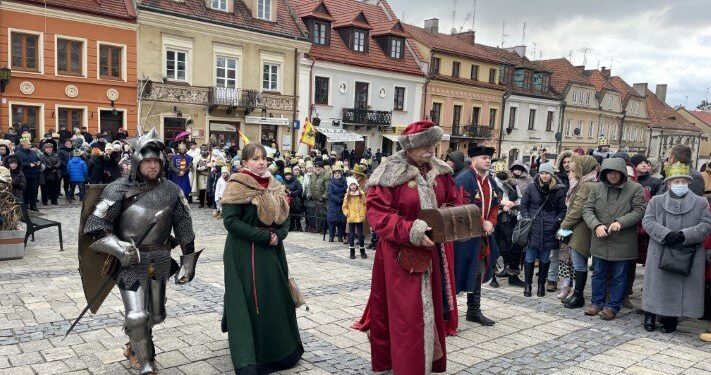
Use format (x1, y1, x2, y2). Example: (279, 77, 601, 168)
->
(366, 243, 375, 249)
(489, 275, 500, 288)
(564, 271, 587, 309)
(360, 247, 367, 259)
(349, 247, 356, 259)
(537, 262, 550, 297)
(465, 280, 495, 326)
(660, 317, 678, 333)
(508, 274, 526, 287)
(523, 261, 535, 297)
(644, 312, 656, 332)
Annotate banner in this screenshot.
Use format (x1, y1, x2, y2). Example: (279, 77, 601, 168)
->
(300, 117, 316, 147)
(237, 129, 250, 144)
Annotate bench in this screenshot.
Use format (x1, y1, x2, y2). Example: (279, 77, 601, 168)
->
(20, 205, 64, 252)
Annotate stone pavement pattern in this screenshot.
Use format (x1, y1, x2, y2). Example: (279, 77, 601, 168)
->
(1, 204, 710, 374)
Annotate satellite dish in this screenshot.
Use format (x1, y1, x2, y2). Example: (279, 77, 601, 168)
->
(554, 132, 562, 141)
(573, 128, 581, 136)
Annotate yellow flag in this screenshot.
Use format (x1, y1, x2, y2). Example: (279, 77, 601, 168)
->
(300, 117, 316, 147)
(237, 129, 250, 144)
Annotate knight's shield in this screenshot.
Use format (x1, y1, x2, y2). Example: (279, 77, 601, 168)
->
(78, 184, 116, 314)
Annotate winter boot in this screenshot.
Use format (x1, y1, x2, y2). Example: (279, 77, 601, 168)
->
(360, 247, 367, 259)
(537, 262, 550, 297)
(349, 247, 356, 259)
(557, 278, 571, 299)
(564, 271, 587, 309)
(523, 261, 535, 297)
(508, 274, 525, 287)
(465, 286, 495, 326)
(660, 317, 678, 333)
(489, 275, 500, 288)
(644, 312, 656, 332)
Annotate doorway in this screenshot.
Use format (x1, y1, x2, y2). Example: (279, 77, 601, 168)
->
(100, 110, 124, 138)
(163, 117, 187, 145)
(508, 149, 520, 165)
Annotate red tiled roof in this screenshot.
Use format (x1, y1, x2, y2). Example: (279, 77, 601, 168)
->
(607, 76, 642, 103)
(139, 0, 307, 40)
(403, 23, 503, 65)
(293, 0, 423, 76)
(689, 110, 711, 127)
(645, 89, 699, 131)
(537, 58, 592, 94)
(19, 0, 136, 21)
(584, 69, 617, 94)
(430, 74, 504, 92)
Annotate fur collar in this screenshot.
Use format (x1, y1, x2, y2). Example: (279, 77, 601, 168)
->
(366, 151, 452, 188)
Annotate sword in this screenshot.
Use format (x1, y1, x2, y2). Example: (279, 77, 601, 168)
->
(63, 211, 164, 340)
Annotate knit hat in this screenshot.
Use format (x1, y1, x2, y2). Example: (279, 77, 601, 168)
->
(315, 160, 324, 168)
(630, 154, 648, 167)
(539, 162, 555, 175)
(346, 176, 358, 188)
(398, 121, 443, 151)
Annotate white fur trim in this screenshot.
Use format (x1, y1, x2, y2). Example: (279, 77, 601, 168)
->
(366, 151, 452, 189)
(410, 219, 429, 246)
(399, 126, 444, 151)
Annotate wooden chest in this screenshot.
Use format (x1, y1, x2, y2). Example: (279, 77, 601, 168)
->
(417, 204, 484, 243)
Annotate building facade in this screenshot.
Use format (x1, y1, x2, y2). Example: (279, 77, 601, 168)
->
(676, 107, 711, 165)
(607, 77, 649, 154)
(0, 0, 137, 140)
(293, 0, 425, 157)
(644, 84, 700, 165)
(136, 0, 310, 150)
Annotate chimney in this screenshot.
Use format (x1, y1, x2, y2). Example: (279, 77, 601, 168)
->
(633, 83, 647, 97)
(600, 66, 611, 78)
(504, 45, 526, 58)
(574, 65, 585, 73)
(655, 84, 667, 103)
(453, 30, 475, 45)
(424, 18, 439, 34)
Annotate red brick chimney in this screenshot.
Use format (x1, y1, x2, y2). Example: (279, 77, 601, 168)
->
(600, 66, 611, 78)
(453, 30, 476, 45)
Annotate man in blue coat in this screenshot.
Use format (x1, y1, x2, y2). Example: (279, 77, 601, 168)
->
(454, 146, 501, 326)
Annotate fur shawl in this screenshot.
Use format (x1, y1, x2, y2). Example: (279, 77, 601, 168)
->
(366, 151, 453, 188)
(221, 172, 290, 225)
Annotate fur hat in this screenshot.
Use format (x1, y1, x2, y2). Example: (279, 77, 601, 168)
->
(398, 121, 443, 151)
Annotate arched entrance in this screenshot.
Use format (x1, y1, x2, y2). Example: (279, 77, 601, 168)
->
(508, 148, 520, 165)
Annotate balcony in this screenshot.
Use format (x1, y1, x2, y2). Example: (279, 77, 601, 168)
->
(208, 87, 298, 114)
(451, 125, 493, 139)
(140, 80, 209, 105)
(342, 108, 392, 127)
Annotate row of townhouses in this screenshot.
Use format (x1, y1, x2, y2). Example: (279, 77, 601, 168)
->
(1, 0, 708, 165)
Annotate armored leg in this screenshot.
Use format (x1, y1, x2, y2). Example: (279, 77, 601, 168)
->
(148, 278, 167, 325)
(121, 287, 157, 375)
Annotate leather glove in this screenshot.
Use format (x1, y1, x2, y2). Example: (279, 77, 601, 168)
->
(663, 231, 684, 247)
(116, 240, 140, 267)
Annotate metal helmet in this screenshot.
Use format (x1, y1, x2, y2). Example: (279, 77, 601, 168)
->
(127, 128, 166, 180)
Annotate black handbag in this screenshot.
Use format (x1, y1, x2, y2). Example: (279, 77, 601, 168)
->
(512, 195, 550, 247)
(658, 245, 696, 276)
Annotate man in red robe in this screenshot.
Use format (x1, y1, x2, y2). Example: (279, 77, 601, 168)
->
(356, 121, 459, 374)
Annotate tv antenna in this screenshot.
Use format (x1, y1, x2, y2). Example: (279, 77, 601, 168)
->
(521, 21, 527, 45)
(471, 0, 477, 31)
(500, 20, 510, 47)
(531, 42, 537, 59)
(579, 47, 592, 66)
(610, 58, 621, 70)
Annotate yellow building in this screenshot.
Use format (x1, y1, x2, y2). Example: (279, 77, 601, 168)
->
(677, 107, 711, 165)
(136, 0, 310, 150)
(404, 20, 504, 154)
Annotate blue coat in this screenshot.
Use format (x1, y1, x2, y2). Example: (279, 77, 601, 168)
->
(520, 176, 567, 251)
(326, 176, 347, 222)
(15, 148, 40, 179)
(454, 168, 502, 292)
(67, 157, 88, 182)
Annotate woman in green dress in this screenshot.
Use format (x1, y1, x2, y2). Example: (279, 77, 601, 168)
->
(221, 143, 303, 374)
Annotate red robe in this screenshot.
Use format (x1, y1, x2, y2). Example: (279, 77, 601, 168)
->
(352, 153, 459, 374)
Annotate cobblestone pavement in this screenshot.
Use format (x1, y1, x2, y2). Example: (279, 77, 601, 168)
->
(1, 203, 710, 374)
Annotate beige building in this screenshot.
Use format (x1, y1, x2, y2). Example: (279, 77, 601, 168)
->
(608, 77, 649, 154)
(136, 0, 310, 150)
(676, 107, 711, 165)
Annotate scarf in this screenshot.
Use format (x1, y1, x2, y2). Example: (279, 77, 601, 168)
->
(221, 171, 290, 225)
(566, 170, 598, 206)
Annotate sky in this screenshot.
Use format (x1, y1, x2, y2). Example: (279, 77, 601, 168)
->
(388, 0, 711, 108)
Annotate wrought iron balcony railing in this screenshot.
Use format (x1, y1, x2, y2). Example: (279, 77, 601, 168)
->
(209, 87, 261, 108)
(342, 108, 392, 127)
(451, 125, 493, 139)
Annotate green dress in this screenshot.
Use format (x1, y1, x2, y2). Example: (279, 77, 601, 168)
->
(221, 203, 303, 374)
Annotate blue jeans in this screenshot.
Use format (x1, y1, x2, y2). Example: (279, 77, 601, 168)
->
(591, 257, 629, 312)
(348, 222, 364, 248)
(525, 247, 552, 263)
(548, 247, 560, 282)
(570, 248, 588, 272)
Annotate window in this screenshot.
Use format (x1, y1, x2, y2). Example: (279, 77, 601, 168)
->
(513, 69, 524, 88)
(452, 61, 461, 78)
(577, 120, 583, 136)
(585, 92, 591, 104)
(11, 32, 40, 72)
(489, 68, 497, 83)
(258, 0, 271, 20)
(393, 87, 405, 110)
(166, 49, 187, 81)
(489, 108, 497, 127)
(262, 63, 279, 91)
(353, 29, 366, 52)
(430, 57, 441, 74)
(431, 103, 442, 125)
(453, 105, 462, 130)
(211, 0, 227, 11)
(565, 119, 572, 136)
(311, 21, 329, 45)
(314, 76, 329, 105)
(528, 109, 536, 130)
(389, 37, 403, 59)
(508, 107, 517, 129)
(607, 97, 613, 110)
(11, 105, 40, 140)
(523, 70, 533, 90)
(589, 121, 595, 138)
(57, 38, 83, 76)
(216, 56, 237, 88)
(471, 65, 479, 80)
(58, 108, 84, 130)
(546, 111, 554, 131)
(99, 45, 122, 80)
(472, 107, 480, 125)
(572, 90, 578, 103)
(354, 82, 369, 109)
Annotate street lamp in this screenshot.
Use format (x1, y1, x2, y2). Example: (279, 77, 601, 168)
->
(0, 67, 11, 93)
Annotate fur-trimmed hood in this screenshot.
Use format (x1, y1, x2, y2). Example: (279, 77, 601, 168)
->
(556, 150, 574, 172)
(366, 151, 452, 188)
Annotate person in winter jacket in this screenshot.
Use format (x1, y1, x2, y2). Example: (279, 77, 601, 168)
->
(510, 161, 533, 193)
(15, 138, 40, 211)
(342, 176, 367, 259)
(520, 162, 567, 298)
(631, 154, 662, 197)
(3, 155, 26, 201)
(39, 141, 61, 205)
(446, 151, 467, 177)
(307, 161, 330, 233)
(57, 139, 73, 198)
(284, 168, 303, 231)
(555, 151, 573, 190)
(583, 157, 646, 320)
(493, 161, 525, 287)
(87, 147, 105, 184)
(213, 166, 229, 219)
(66, 149, 88, 201)
(657, 145, 705, 197)
(700, 199, 711, 342)
(592, 138, 614, 160)
(326, 164, 347, 242)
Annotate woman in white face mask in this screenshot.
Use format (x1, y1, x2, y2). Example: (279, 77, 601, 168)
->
(641, 162, 711, 334)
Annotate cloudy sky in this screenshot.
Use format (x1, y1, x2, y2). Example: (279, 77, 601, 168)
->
(389, 0, 711, 108)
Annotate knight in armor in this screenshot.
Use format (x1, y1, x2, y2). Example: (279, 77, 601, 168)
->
(82, 129, 198, 375)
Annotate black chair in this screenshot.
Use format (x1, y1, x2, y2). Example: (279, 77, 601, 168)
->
(20, 205, 64, 252)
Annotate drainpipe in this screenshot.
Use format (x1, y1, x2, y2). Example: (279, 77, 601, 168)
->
(656, 130, 663, 158)
(291, 48, 298, 152)
(694, 134, 701, 170)
(618, 110, 626, 151)
(645, 127, 653, 158)
(497, 91, 510, 158)
(556, 100, 566, 154)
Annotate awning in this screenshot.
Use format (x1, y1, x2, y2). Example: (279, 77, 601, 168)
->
(382, 134, 400, 143)
(317, 127, 364, 142)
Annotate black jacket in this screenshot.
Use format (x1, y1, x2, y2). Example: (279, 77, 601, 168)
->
(521, 176, 567, 251)
(88, 156, 105, 184)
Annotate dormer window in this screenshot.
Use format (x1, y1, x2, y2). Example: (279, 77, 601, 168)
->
(311, 20, 330, 45)
(389, 37, 403, 59)
(258, 0, 271, 21)
(353, 29, 366, 52)
(210, 0, 227, 12)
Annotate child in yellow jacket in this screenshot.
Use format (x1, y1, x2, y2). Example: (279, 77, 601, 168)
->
(343, 177, 367, 259)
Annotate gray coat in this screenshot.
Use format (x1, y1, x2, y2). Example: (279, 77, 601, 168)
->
(582, 158, 646, 261)
(641, 191, 711, 318)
